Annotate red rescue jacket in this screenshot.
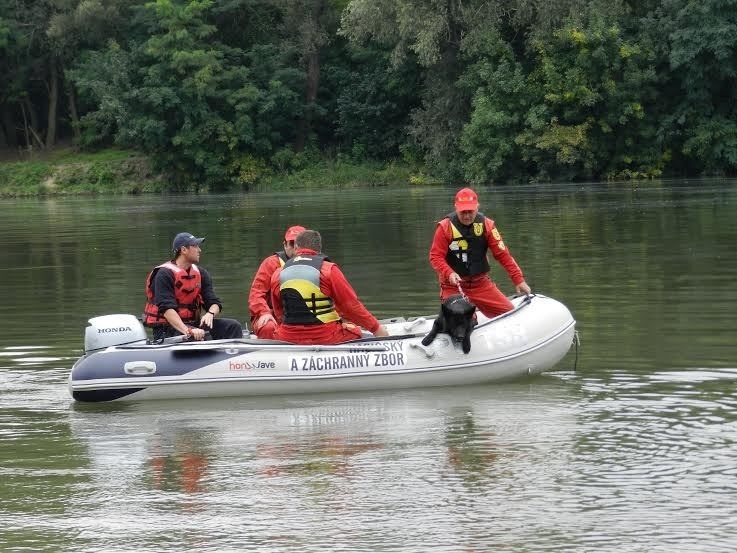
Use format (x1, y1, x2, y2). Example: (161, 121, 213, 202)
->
(143, 262, 202, 326)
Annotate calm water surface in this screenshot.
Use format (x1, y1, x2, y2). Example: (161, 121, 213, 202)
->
(1, 182, 736, 551)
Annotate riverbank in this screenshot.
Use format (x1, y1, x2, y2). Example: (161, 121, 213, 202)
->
(0, 149, 166, 196)
(0, 148, 437, 197)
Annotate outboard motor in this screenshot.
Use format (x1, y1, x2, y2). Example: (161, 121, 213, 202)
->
(84, 314, 148, 353)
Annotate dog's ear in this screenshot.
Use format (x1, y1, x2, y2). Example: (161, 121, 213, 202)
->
(461, 302, 475, 316)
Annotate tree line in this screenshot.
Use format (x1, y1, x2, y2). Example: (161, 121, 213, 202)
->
(2, 0, 736, 189)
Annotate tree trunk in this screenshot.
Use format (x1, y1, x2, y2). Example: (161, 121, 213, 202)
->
(46, 57, 59, 148)
(23, 97, 41, 146)
(1, 105, 18, 148)
(293, 0, 324, 153)
(67, 79, 81, 142)
(295, 50, 320, 153)
(20, 101, 32, 151)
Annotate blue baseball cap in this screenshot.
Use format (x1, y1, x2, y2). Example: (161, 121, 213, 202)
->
(172, 232, 205, 252)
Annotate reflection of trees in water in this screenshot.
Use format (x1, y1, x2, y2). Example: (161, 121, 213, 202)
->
(2, 411, 89, 514)
(257, 435, 382, 478)
(445, 412, 498, 480)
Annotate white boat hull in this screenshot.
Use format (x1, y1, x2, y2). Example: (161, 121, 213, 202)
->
(69, 295, 576, 402)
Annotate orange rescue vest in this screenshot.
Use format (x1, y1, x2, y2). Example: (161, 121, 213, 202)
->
(143, 262, 202, 326)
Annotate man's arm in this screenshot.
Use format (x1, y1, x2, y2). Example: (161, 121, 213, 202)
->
(153, 269, 204, 339)
(429, 219, 459, 284)
(153, 269, 178, 312)
(485, 218, 528, 290)
(323, 264, 381, 334)
(199, 268, 223, 313)
(269, 269, 284, 323)
(248, 256, 278, 319)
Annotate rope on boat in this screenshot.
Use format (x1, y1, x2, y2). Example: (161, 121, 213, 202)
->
(131, 341, 391, 353)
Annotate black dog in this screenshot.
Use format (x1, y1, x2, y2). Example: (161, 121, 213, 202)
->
(421, 294, 476, 354)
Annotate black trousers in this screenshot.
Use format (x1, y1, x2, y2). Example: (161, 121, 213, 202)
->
(152, 318, 243, 341)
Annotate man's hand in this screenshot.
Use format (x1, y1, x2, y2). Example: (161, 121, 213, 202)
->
(515, 281, 532, 295)
(255, 313, 276, 329)
(188, 327, 206, 341)
(448, 272, 461, 286)
(373, 325, 389, 337)
(200, 311, 215, 329)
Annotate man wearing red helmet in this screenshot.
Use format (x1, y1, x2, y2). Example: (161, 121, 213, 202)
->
(270, 230, 389, 344)
(248, 225, 306, 339)
(429, 188, 531, 317)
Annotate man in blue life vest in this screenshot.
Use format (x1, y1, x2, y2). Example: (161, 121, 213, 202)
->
(269, 229, 389, 344)
(429, 188, 532, 317)
(143, 232, 242, 341)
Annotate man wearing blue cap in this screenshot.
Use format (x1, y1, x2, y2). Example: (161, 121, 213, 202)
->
(143, 232, 242, 341)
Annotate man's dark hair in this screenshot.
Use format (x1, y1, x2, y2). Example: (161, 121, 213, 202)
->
(295, 229, 322, 252)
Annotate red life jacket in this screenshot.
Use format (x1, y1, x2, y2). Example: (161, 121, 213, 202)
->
(143, 262, 202, 326)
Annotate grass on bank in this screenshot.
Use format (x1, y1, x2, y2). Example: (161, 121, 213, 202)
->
(258, 159, 439, 191)
(0, 148, 441, 197)
(0, 148, 168, 196)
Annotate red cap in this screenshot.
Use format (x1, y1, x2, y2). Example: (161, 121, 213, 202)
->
(284, 225, 306, 241)
(454, 188, 479, 210)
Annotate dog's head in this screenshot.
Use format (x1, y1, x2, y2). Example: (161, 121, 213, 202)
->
(440, 295, 476, 347)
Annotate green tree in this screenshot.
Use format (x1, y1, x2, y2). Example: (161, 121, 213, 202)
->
(459, 28, 533, 183)
(47, 0, 128, 143)
(655, 0, 737, 174)
(0, 0, 56, 151)
(461, 4, 662, 183)
(114, 0, 259, 189)
(522, 11, 661, 180)
(323, 41, 421, 159)
(340, 0, 583, 180)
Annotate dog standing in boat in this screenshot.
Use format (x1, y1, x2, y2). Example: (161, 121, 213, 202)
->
(422, 294, 477, 354)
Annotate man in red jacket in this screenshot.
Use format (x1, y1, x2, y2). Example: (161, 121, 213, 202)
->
(270, 230, 389, 344)
(429, 188, 532, 318)
(248, 225, 305, 339)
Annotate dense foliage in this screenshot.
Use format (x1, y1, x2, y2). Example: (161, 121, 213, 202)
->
(2, 0, 737, 188)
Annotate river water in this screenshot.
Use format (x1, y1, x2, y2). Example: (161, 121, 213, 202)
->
(1, 182, 736, 551)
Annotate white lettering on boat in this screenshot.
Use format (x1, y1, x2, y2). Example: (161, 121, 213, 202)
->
(289, 351, 406, 372)
(97, 327, 133, 333)
(358, 341, 404, 352)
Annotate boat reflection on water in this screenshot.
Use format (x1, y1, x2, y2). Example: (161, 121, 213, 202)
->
(68, 395, 394, 498)
(147, 431, 210, 495)
(444, 410, 501, 480)
(67, 381, 578, 522)
(256, 436, 382, 478)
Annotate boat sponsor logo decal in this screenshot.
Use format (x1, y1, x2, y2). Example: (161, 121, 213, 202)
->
(97, 326, 133, 333)
(289, 350, 406, 372)
(229, 360, 276, 371)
